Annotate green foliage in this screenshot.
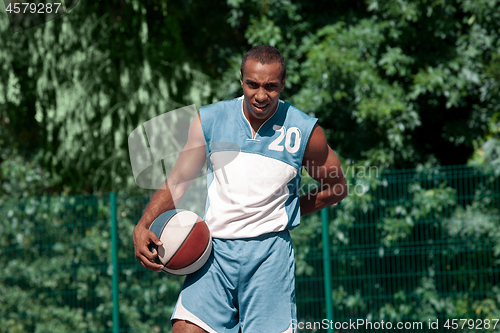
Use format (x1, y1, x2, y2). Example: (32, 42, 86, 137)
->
(227, 0, 500, 170)
(0, 147, 53, 204)
(0, 0, 223, 193)
(0, 193, 183, 333)
(1, 0, 500, 331)
(2, 0, 500, 191)
(297, 0, 497, 168)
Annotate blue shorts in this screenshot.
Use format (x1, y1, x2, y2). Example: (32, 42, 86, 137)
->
(171, 230, 296, 333)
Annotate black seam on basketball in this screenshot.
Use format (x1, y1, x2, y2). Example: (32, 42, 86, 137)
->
(164, 221, 196, 267)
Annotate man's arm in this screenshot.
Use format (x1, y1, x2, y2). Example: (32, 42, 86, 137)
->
(133, 114, 206, 272)
(300, 124, 347, 216)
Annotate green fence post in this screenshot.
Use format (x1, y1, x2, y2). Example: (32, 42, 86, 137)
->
(110, 192, 120, 333)
(321, 207, 333, 331)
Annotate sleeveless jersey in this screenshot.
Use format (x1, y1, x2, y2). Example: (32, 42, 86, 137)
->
(199, 96, 317, 239)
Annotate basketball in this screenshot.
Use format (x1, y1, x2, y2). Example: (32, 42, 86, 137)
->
(149, 209, 212, 275)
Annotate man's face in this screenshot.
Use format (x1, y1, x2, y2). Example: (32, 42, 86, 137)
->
(240, 59, 286, 123)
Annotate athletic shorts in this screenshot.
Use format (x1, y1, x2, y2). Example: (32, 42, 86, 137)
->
(171, 230, 296, 333)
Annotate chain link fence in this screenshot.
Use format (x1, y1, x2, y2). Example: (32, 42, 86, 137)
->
(1, 165, 499, 332)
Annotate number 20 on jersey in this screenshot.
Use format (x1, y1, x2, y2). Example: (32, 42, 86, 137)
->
(268, 125, 302, 154)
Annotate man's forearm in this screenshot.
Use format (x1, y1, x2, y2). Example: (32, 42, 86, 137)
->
(300, 180, 347, 216)
(135, 186, 175, 230)
(135, 180, 189, 229)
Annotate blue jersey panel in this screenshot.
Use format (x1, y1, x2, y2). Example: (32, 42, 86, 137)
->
(199, 96, 317, 238)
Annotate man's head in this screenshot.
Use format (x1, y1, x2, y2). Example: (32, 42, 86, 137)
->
(240, 45, 287, 124)
(240, 45, 286, 81)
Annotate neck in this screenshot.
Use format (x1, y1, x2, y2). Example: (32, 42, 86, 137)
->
(242, 101, 279, 138)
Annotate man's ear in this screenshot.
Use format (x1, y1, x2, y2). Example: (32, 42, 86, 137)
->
(280, 75, 287, 92)
(239, 71, 243, 86)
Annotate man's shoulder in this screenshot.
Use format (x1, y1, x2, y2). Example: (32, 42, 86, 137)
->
(280, 100, 317, 122)
(200, 96, 242, 113)
(199, 97, 242, 136)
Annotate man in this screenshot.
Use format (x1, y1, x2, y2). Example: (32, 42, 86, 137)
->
(133, 45, 347, 333)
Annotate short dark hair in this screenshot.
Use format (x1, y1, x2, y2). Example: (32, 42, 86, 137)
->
(240, 45, 286, 80)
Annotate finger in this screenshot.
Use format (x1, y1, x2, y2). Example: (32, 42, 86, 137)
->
(141, 246, 159, 261)
(138, 253, 164, 272)
(140, 260, 163, 272)
(146, 230, 163, 246)
(140, 238, 162, 261)
(141, 261, 163, 273)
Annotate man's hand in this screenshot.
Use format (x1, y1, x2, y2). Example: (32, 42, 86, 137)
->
(133, 225, 165, 272)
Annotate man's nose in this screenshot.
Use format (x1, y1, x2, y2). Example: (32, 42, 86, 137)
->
(255, 87, 267, 102)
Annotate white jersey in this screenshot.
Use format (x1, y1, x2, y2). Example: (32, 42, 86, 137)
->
(200, 96, 317, 239)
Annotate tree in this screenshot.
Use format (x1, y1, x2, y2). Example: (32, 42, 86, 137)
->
(225, 0, 500, 170)
(0, 0, 243, 194)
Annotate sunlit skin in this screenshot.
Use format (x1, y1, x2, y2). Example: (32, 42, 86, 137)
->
(240, 59, 286, 134)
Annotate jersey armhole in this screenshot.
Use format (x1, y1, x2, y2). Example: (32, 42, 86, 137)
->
(298, 118, 319, 164)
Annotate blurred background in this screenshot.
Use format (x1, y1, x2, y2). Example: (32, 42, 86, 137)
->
(1, 0, 499, 332)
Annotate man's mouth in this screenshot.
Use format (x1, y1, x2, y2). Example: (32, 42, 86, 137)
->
(253, 103, 268, 111)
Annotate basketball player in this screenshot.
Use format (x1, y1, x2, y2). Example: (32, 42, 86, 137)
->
(133, 45, 347, 333)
